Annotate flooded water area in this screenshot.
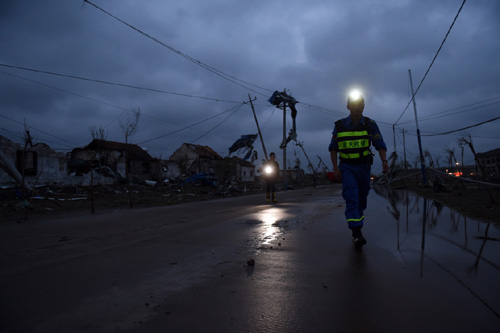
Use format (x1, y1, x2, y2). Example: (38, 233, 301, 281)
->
(370, 185, 500, 320)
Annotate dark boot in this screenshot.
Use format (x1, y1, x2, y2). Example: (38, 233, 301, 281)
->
(352, 227, 367, 249)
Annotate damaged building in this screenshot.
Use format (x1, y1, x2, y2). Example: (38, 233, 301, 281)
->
(0, 135, 67, 188)
(1, 136, 259, 189)
(169, 143, 223, 175)
(69, 139, 159, 183)
(169, 143, 255, 183)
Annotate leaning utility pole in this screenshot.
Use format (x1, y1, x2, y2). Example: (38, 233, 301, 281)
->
(248, 94, 268, 161)
(297, 141, 317, 177)
(402, 129, 407, 171)
(409, 69, 427, 185)
(282, 100, 287, 188)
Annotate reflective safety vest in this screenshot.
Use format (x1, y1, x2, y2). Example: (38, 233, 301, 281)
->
(335, 117, 373, 164)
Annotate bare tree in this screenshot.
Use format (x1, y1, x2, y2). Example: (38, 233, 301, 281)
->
(434, 155, 441, 169)
(444, 147, 458, 171)
(460, 132, 494, 203)
(424, 150, 434, 167)
(457, 136, 467, 175)
(120, 108, 141, 183)
(87, 125, 108, 213)
(89, 125, 107, 140)
(459, 133, 484, 177)
(120, 108, 141, 145)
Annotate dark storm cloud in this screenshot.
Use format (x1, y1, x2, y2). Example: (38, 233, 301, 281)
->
(1, 0, 499, 170)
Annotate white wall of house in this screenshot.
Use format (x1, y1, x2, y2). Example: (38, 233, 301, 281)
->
(161, 160, 181, 180)
(237, 164, 255, 182)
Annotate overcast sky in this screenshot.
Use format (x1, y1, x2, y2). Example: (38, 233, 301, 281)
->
(1, 0, 499, 174)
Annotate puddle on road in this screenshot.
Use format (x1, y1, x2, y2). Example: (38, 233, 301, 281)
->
(243, 207, 306, 251)
(371, 186, 500, 319)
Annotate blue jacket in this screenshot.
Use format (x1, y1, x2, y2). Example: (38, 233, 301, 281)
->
(329, 116, 387, 154)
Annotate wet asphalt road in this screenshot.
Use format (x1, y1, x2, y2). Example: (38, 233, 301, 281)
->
(0, 185, 499, 332)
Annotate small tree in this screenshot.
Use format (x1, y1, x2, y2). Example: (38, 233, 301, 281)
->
(424, 150, 434, 168)
(119, 108, 141, 183)
(444, 147, 458, 171)
(457, 136, 467, 175)
(89, 125, 107, 140)
(87, 125, 108, 213)
(460, 132, 494, 203)
(21, 122, 34, 214)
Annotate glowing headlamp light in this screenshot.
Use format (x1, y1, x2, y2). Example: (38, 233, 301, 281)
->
(348, 90, 364, 104)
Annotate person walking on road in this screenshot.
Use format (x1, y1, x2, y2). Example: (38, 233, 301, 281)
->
(328, 90, 388, 249)
(262, 152, 280, 203)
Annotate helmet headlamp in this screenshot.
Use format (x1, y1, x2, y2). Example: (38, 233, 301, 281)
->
(347, 90, 364, 104)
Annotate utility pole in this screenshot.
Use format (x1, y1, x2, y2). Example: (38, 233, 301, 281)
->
(268, 89, 297, 189)
(282, 100, 287, 188)
(297, 141, 317, 178)
(248, 94, 268, 161)
(402, 129, 407, 171)
(392, 125, 397, 153)
(317, 154, 330, 172)
(409, 69, 427, 185)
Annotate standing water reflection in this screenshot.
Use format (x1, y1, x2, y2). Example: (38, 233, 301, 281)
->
(371, 186, 500, 320)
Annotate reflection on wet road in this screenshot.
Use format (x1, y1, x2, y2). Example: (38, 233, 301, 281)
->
(372, 186, 500, 320)
(242, 202, 312, 252)
(2, 186, 498, 332)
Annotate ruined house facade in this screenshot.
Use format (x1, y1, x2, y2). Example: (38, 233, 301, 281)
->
(0, 135, 68, 187)
(169, 143, 255, 183)
(477, 148, 500, 179)
(169, 143, 223, 175)
(1, 137, 257, 188)
(69, 139, 159, 182)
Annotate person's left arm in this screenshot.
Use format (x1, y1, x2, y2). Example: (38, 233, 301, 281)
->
(369, 119, 389, 173)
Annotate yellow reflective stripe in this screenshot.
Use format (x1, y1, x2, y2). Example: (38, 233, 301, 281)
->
(337, 131, 368, 138)
(338, 139, 370, 150)
(347, 216, 364, 222)
(339, 150, 370, 159)
(339, 152, 359, 159)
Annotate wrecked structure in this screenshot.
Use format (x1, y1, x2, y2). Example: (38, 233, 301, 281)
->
(169, 143, 223, 175)
(169, 143, 256, 183)
(69, 139, 159, 183)
(477, 148, 500, 180)
(0, 137, 161, 187)
(1, 137, 257, 188)
(0, 135, 67, 188)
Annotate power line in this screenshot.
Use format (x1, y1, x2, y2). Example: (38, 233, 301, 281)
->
(0, 63, 242, 104)
(1, 69, 238, 144)
(1, 69, 130, 146)
(394, 0, 467, 125)
(0, 70, 130, 113)
(411, 114, 500, 137)
(191, 104, 244, 143)
(0, 113, 79, 148)
(83, 0, 273, 97)
(138, 103, 245, 145)
(398, 97, 500, 125)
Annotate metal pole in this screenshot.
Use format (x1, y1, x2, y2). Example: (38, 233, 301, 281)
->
(392, 124, 397, 153)
(409, 69, 427, 185)
(283, 102, 287, 188)
(298, 142, 317, 177)
(248, 94, 268, 161)
(402, 129, 407, 171)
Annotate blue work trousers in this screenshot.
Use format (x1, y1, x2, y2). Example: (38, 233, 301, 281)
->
(340, 163, 371, 229)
